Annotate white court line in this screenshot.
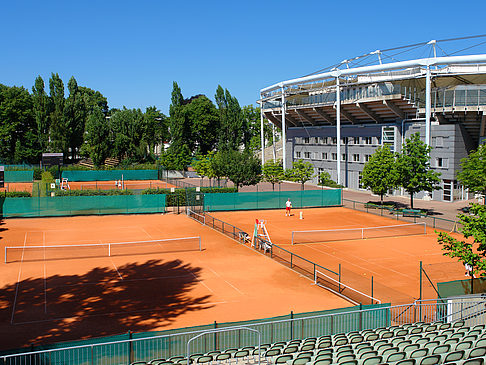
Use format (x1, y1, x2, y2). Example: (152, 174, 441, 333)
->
(110, 260, 124, 281)
(189, 271, 214, 293)
(44, 231, 47, 314)
(206, 267, 244, 295)
(11, 232, 28, 324)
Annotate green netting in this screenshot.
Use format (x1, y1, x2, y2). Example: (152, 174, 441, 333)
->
(5, 170, 34, 182)
(204, 189, 342, 211)
(437, 277, 486, 298)
(62, 169, 158, 182)
(0, 194, 166, 217)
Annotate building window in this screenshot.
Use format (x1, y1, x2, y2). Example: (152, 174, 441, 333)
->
(322, 152, 328, 160)
(332, 137, 337, 144)
(304, 137, 309, 144)
(322, 137, 328, 144)
(304, 152, 311, 159)
(353, 154, 360, 162)
(358, 172, 363, 189)
(365, 137, 373, 145)
(382, 126, 396, 152)
(341, 137, 348, 144)
(436, 157, 448, 168)
(331, 153, 337, 161)
(295, 151, 301, 158)
(314, 137, 319, 144)
(353, 137, 360, 144)
(365, 154, 371, 162)
(341, 154, 347, 161)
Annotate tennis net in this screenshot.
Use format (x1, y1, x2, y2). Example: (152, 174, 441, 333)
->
(5, 236, 201, 263)
(314, 269, 381, 305)
(292, 222, 426, 244)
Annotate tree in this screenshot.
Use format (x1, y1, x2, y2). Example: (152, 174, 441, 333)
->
(193, 152, 215, 184)
(361, 145, 399, 204)
(215, 85, 244, 150)
(285, 159, 314, 190)
(49, 73, 67, 155)
(262, 159, 284, 191)
(186, 96, 219, 154)
(32, 76, 52, 152)
(64, 76, 87, 160)
(168, 82, 193, 153)
(109, 108, 145, 162)
(437, 203, 486, 280)
(210, 150, 226, 186)
(143, 106, 168, 156)
(243, 105, 275, 152)
(396, 133, 441, 208)
(318, 171, 342, 188)
(0, 84, 38, 163)
(457, 144, 486, 203)
(81, 107, 110, 168)
(219, 149, 261, 190)
(159, 144, 192, 171)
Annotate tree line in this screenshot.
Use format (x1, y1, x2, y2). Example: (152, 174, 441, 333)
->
(0, 76, 276, 167)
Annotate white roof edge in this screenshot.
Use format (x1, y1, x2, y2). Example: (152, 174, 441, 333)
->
(260, 54, 486, 95)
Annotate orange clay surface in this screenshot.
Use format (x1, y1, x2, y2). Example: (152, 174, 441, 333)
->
(0, 214, 349, 350)
(210, 207, 466, 305)
(0, 180, 177, 193)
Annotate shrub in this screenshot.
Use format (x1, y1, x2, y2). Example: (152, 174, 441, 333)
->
(41, 171, 55, 183)
(3, 191, 31, 198)
(55, 189, 134, 196)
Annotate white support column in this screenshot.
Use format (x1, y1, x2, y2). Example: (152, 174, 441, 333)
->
(425, 66, 431, 147)
(260, 107, 265, 166)
(281, 88, 287, 170)
(336, 77, 341, 185)
(272, 123, 276, 160)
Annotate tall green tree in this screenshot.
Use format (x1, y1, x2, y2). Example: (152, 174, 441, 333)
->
(437, 203, 486, 278)
(215, 85, 244, 150)
(186, 95, 219, 154)
(32, 76, 52, 152)
(48, 73, 67, 155)
(218, 149, 261, 190)
(109, 108, 145, 162)
(159, 144, 192, 171)
(81, 107, 110, 167)
(0, 84, 38, 163)
(143, 106, 168, 156)
(78, 86, 109, 115)
(168, 82, 193, 153)
(457, 144, 486, 203)
(262, 159, 284, 191)
(285, 159, 314, 190)
(243, 105, 275, 152)
(396, 133, 441, 208)
(64, 76, 87, 160)
(361, 145, 399, 204)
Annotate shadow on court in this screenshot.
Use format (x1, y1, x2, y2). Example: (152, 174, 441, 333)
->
(0, 259, 212, 351)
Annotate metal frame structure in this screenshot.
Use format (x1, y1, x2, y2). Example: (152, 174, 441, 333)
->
(259, 36, 486, 187)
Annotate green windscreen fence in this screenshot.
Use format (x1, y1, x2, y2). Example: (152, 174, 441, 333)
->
(0, 194, 166, 217)
(62, 169, 158, 182)
(5, 170, 34, 182)
(204, 189, 342, 211)
(437, 278, 486, 298)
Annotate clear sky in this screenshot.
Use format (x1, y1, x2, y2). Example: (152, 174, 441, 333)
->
(2, 0, 485, 114)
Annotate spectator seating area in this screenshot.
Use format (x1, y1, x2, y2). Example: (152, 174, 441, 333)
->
(132, 320, 486, 365)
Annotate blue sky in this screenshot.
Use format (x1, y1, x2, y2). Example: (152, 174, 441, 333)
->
(2, 0, 485, 114)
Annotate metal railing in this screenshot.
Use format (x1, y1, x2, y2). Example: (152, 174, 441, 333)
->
(2, 299, 484, 365)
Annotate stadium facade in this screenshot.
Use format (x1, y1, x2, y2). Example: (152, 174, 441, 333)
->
(259, 38, 486, 202)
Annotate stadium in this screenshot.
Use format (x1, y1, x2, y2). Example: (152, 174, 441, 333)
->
(259, 36, 486, 202)
(1, 37, 486, 365)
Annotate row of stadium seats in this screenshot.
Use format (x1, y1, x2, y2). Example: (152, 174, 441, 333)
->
(130, 320, 486, 365)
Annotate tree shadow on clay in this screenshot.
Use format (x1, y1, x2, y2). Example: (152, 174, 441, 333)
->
(0, 259, 212, 351)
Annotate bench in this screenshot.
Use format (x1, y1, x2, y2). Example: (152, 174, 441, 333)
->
(401, 209, 427, 218)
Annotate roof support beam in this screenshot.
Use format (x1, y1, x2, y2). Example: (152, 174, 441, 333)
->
(264, 112, 282, 129)
(285, 113, 298, 126)
(356, 103, 382, 123)
(335, 106, 356, 124)
(313, 108, 333, 124)
(383, 100, 405, 119)
(295, 109, 316, 125)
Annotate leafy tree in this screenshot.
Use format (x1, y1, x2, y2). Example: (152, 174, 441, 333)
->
(109, 108, 145, 161)
(186, 96, 219, 154)
(78, 86, 109, 115)
(159, 144, 192, 171)
(49, 73, 67, 155)
(215, 85, 244, 150)
(168, 82, 193, 153)
(32, 76, 52, 152)
(396, 133, 441, 208)
(457, 145, 486, 203)
(64, 76, 87, 160)
(361, 145, 399, 204)
(243, 105, 275, 152)
(437, 203, 486, 278)
(218, 149, 261, 190)
(81, 107, 110, 168)
(262, 159, 284, 190)
(193, 152, 215, 184)
(285, 159, 314, 190)
(0, 84, 38, 163)
(318, 171, 342, 188)
(143, 106, 168, 156)
(210, 150, 226, 186)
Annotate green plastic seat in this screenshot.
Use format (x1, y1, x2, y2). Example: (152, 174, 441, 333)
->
(196, 356, 212, 364)
(318, 341, 332, 349)
(418, 355, 441, 365)
(455, 341, 473, 350)
(386, 351, 406, 363)
(148, 359, 167, 365)
(283, 346, 299, 354)
(315, 354, 332, 362)
(264, 349, 280, 357)
(410, 348, 429, 359)
(424, 340, 440, 349)
(396, 360, 416, 365)
(336, 354, 355, 363)
(453, 320, 465, 328)
(463, 359, 485, 365)
(403, 344, 420, 353)
(334, 338, 349, 346)
(275, 354, 293, 364)
(292, 357, 310, 365)
(313, 360, 332, 365)
(468, 346, 486, 358)
(443, 350, 465, 363)
(301, 344, 315, 351)
(234, 350, 249, 359)
(223, 348, 238, 354)
(476, 338, 486, 347)
(432, 344, 450, 354)
(381, 347, 399, 357)
(361, 356, 382, 365)
(444, 338, 459, 346)
(356, 346, 373, 354)
(358, 351, 378, 360)
(364, 334, 379, 341)
(354, 342, 371, 350)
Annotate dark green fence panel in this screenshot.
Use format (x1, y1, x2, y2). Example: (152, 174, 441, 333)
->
(5, 170, 34, 182)
(62, 170, 158, 182)
(1, 194, 166, 217)
(204, 189, 342, 211)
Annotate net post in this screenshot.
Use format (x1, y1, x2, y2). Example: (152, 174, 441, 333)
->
(199, 237, 201, 251)
(338, 264, 341, 292)
(4, 246, 6, 263)
(361, 228, 364, 240)
(371, 276, 374, 305)
(419, 261, 423, 320)
(109, 243, 111, 257)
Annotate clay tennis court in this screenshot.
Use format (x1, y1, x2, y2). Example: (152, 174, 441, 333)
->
(0, 213, 349, 350)
(209, 207, 466, 305)
(1, 180, 178, 194)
